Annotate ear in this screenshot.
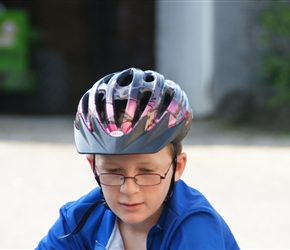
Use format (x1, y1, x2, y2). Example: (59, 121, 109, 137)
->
(86, 154, 94, 172)
(174, 152, 187, 182)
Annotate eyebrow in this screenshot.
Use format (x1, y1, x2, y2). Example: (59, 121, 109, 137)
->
(97, 160, 163, 168)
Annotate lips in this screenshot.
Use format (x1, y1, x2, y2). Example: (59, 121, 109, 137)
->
(121, 202, 143, 206)
(119, 202, 144, 209)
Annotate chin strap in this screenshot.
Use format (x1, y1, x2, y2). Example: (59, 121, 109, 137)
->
(92, 155, 111, 209)
(58, 199, 107, 239)
(163, 143, 178, 203)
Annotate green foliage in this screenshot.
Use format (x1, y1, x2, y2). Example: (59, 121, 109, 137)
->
(260, 0, 290, 107)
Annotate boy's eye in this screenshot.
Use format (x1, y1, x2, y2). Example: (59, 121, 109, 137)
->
(108, 169, 120, 173)
(102, 168, 121, 173)
(139, 168, 155, 173)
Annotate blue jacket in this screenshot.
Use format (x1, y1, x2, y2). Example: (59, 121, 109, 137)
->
(36, 180, 239, 249)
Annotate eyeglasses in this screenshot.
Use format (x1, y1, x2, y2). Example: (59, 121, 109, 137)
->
(94, 163, 172, 187)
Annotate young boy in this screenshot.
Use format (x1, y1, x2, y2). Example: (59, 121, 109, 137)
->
(36, 68, 239, 249)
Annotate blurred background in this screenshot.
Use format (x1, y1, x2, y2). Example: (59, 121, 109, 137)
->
(1, 1, 290, 249)
(0, 0, 290, 127)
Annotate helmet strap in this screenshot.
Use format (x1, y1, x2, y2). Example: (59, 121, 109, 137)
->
(93, 155, 110, 209)
(163, 143, 177, 203)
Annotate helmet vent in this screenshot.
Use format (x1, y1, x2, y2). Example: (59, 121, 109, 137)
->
(144, 74, 155, 82)
(76, 92, 89, 129)
(117, 72, 133, 86)
(157, 90, 173, 119)
(82, 92, 90, 120)
(132, 91, 152, 126)
(114, 100, 127, 127)
(96, 93, 106, 123)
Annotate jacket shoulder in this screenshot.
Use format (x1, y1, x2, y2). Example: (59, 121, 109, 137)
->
(169, 180, 214, 214)
(163, 180, 239, 249)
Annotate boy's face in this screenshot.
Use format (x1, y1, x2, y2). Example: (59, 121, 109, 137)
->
(91, 146, 186, 230)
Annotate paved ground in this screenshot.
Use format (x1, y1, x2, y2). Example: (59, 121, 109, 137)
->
(0, 115, 290, 249)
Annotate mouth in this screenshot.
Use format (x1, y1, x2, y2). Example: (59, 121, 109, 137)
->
(119, 202, 144, 209)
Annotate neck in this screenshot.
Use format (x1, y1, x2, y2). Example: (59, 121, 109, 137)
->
(117, 216, 153, 235)
(118, 219, 148, 250)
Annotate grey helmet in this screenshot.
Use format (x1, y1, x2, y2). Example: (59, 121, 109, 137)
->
(74, 68, 193, 155)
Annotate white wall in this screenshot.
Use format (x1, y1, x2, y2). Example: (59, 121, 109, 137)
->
(155, 1, 214, 118)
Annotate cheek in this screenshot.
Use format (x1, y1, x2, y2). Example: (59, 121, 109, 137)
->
(146, 177, 172, 203)
(102, 186, 119, 203)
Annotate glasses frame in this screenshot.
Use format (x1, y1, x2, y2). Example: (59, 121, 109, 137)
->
(93, 162, 173, 187)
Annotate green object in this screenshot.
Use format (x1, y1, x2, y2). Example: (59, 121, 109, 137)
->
(260, 1, 290, 107)
(0, 7, 68, 114)
(0, 8, 36, 93)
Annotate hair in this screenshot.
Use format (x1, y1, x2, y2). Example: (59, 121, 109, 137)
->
(167, 142, 182, 159)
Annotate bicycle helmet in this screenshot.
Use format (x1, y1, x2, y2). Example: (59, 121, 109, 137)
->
(74, 67, 193, 155)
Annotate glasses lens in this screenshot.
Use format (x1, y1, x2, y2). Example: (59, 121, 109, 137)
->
(136, 174, 161, 186)
(98, 174, 162, 186)
(99, 174, 124, 186)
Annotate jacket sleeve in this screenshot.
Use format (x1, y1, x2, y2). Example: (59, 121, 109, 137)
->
(35, 203, 84, 250)
(168, 212, 239, 250)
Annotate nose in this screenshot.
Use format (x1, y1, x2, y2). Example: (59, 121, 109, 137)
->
(120, 177, 140, 195)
